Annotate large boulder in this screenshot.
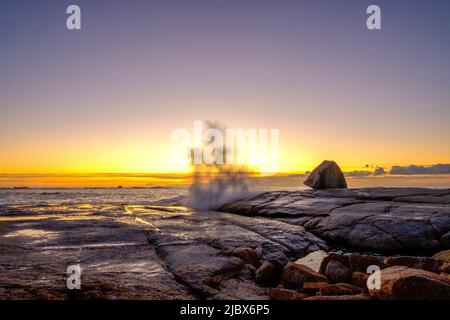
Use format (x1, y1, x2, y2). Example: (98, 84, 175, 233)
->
(369, 266, 450, 300)
(304, 160, 347, 189)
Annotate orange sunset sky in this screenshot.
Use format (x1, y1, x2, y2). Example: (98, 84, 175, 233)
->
(1, 1, 449, 187)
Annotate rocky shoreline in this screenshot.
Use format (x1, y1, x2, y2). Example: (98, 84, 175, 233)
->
(220, 187, 450, 254)
(257, 251, 450, 300)
(0, 187, 449, 300)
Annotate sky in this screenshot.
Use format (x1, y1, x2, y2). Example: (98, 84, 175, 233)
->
(1, 0, 449, 185)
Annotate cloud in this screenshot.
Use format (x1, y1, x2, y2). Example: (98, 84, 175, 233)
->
(389, 164, 450, 175)
(345, 164, 450, 176)
(373, 167, 386, 176)
(344, 171, 372, 177)
(344, 166, 386, 177)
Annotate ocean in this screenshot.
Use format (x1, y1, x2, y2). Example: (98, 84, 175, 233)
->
(0, 187, 188, 207)
(1, 173, 448, 208)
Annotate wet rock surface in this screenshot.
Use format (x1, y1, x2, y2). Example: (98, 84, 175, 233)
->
(0, 202, 325, 299)
(1, 187, 450, 300)
(0, 215, 193, 299)
(220, 187, 450, 254)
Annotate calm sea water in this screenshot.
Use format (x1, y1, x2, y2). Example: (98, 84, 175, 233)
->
(1, 175, 448, 207)
(0, 187, 188, 207)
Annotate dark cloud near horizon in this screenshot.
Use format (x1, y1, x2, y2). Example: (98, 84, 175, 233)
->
(345, 166, 386, 177)
(344, 164, 450, 177)
(373, 167, 386, 176)
(344, 171, 373, 177)
(389, 164, 450, 175)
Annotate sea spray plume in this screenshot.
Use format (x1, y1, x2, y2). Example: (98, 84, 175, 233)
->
(186, 121, 260, 210)
(187, 164, 260, 210)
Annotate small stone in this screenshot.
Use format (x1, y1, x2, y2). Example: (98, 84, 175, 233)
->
(267, 288, 310, 300)
(303, 160, 347, 189)
(295, 250, 328, 273)
(223, 247, 261, 268)
(335, 283, 365, 294)
(255, 260, 284, 287)
(349, 253, 385, 272)
(304, 294, 372, 300)
(318, 283, 364, 296)
(302, 282, 330, 293)
(245, 264, 257, 277)
(351, 272, 369, 290)
(326, 260, 352, 283)
(214, 278, 267, 300)
(432, 250, 450, 273)
(280, 262, 328, 289)
(319, 253, 350, 275)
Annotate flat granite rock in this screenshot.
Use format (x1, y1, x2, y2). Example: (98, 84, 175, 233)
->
(0, 210, 194, 300)
(135, 209, 327, 298)
(0, 203, 326, 300)
(220, 188, 450, 254)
